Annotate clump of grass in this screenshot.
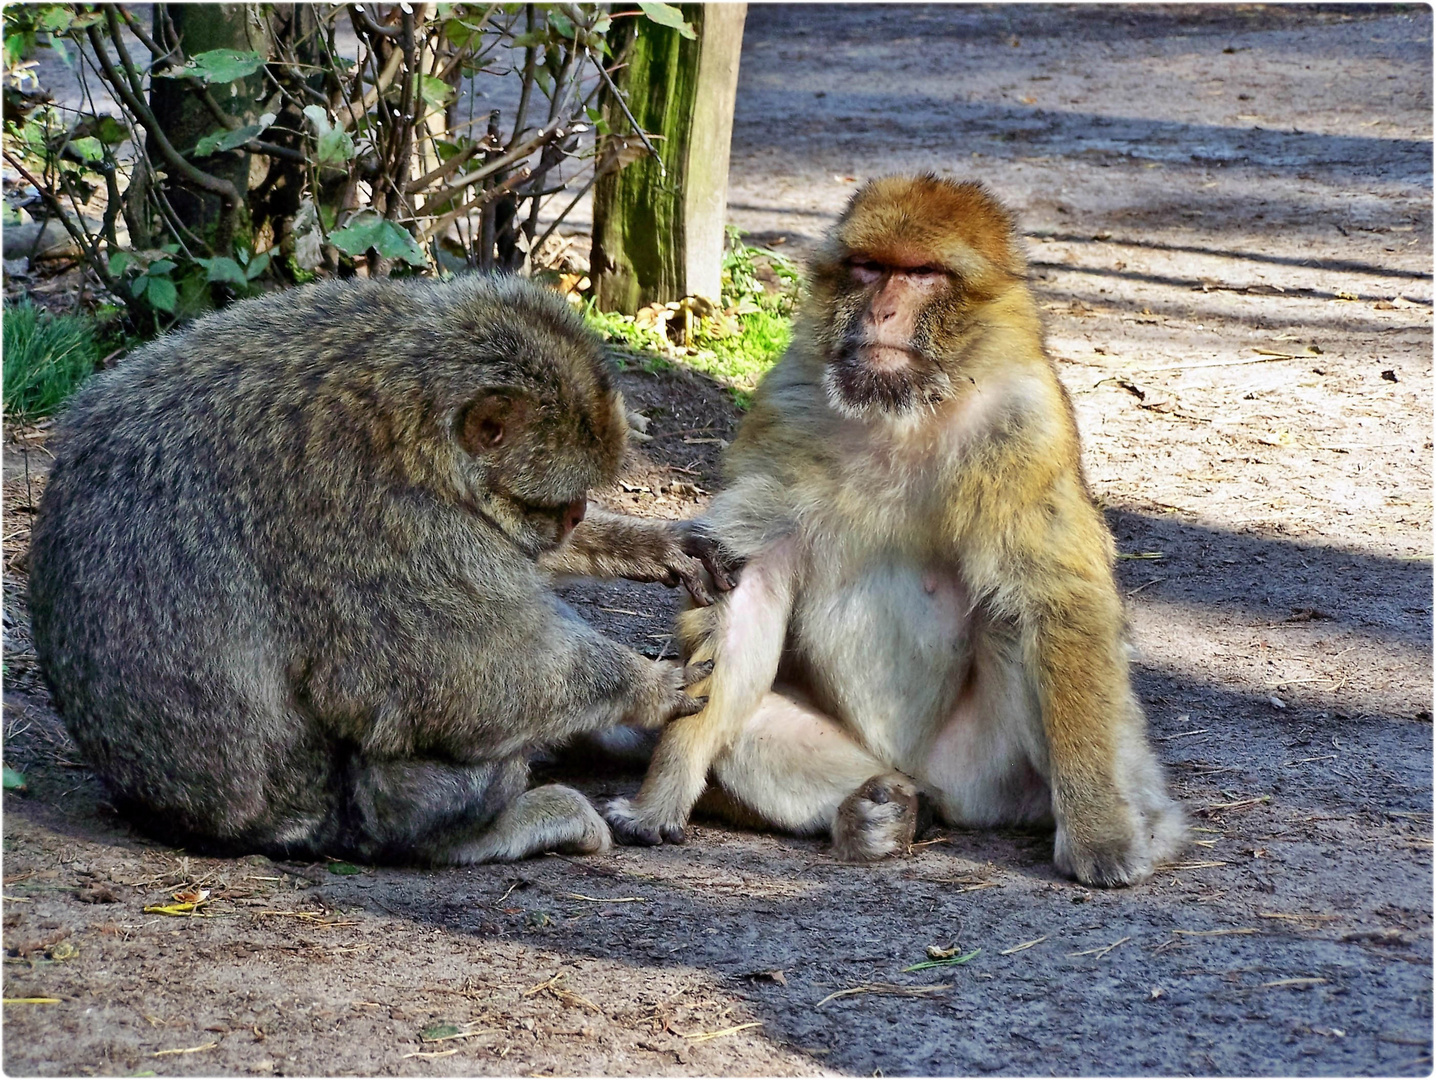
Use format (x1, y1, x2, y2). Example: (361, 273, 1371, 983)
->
(3, 302, 103, 422)
(688, 308, 791, 408)
(582, 229, 801, 407)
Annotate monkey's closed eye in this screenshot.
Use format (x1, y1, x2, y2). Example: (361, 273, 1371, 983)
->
(848, 259, 885, 284)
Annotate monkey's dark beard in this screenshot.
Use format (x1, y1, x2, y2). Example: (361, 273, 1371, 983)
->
(824, 347, 949, 418)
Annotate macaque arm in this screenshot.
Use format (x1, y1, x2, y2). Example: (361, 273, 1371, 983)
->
(538, 508, 729, 605)
(974, 471, 1145, 884)
(604, 538, 798, 843)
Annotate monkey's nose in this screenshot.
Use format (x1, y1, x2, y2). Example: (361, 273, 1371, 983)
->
(560, 497, 587, 539)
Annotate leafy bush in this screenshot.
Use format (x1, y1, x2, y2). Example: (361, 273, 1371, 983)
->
(1, 3, 683, 333)
(2, 302, 103, 421)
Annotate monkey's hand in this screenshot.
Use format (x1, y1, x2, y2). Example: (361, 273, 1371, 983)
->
(675, 521, 744, 598)
(1053, 790, 1185, 888)
(628, 659, 712, 730)
(604, 658, 714, 846)
(539, 511, 739, 607)
(602, 795, 687, 846)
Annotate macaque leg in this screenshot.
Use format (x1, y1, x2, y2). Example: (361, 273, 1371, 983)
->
(343, 757, 608, 865)
(702, 688, 923, 861)
(604, 542, 797, 845)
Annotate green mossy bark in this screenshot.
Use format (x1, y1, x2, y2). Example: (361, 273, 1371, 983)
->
(591, 4, 746, 314)
(147, 4, 271, 244)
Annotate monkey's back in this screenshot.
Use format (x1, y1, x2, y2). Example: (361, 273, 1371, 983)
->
(26, 279, 563, 846)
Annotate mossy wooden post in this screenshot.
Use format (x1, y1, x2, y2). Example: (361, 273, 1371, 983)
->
(591, 4, 747, 314)
(147, 4, 272, 243)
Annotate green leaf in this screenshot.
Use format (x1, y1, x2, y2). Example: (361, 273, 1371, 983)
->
(37, 6, 78, 33)
(180, 49, 266, 84)
(546, 9, 575, 39)
(443, 17, 484, 50)
(327, 861, 361, 876)
(636, 2, 696, 39)
(107, 251, 134, 276)
(3, 765, 27, 791)
(145, 276, 177, 312)
(316, 125, 355, 168)
(244, 251, 271, 280)
(5, 35, 28, 69)
(421, 1024, 461, 1041)
(302, 104, 332, 135)
(198, 256, 247, 287)
(68, 136, 104, 163)
(147, 259, 176, 276)
(902, 948, 981, 973)
(194, 123, 260, 157)
(94, 115, 127, 145)
(418, 75, 453, 109)
(329, 213, 427, 268)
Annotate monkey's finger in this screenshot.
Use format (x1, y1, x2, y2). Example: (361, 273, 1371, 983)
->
(680, 532, 742, 593)
(682, 659, 714, 686)
(677, 563, 714, 607)
(602, 800, 664, 847)
(704, 553, 742, 592)
(675, 693, 708, 717)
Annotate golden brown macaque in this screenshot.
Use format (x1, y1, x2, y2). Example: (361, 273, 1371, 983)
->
(603, 175, 1186, 886)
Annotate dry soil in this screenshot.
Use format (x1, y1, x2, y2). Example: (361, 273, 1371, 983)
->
(2, 5, 1431, 1076)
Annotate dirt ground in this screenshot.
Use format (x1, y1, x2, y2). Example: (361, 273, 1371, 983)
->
(2, 5, 1431, 1076)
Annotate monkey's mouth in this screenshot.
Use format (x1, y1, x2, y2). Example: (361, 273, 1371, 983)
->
(862, 344, 922, 372)
(825, 342, 946, 416)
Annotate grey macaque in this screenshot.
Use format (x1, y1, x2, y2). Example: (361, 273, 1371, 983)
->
(28, 275, 727, 865)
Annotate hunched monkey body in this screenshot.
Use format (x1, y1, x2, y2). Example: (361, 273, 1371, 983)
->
(29, 275, 718, 865)
(606, 175, 1186, 886)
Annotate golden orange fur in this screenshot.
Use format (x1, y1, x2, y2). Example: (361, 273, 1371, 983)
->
(604, 175, 1184, 886)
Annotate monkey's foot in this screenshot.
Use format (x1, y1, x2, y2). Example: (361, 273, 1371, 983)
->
(601, 797, 687, 846)
(454, 785, 611, 864)
(831, 772, 920, 862)
(1054, 791, 1186, 888)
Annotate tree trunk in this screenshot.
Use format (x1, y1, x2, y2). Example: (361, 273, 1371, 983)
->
(591, 4, 747, 314)
(148, 4, 272, 248)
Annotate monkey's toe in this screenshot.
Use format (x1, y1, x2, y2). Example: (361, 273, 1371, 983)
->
(831, 772, 920, 862)
(602, 797, 681, 846)
(659, 823, 687, 844)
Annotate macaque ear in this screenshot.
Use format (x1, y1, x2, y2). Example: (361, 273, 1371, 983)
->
(457, 392, 529, 455)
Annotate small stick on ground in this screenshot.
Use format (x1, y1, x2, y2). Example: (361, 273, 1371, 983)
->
(1000, 935, 1048, 955)
(152, 1041, 220, 1057)
(678, 1021, 764, 1042)
(1068, 935, 1131, 960)
(814, 983, 950, 1008)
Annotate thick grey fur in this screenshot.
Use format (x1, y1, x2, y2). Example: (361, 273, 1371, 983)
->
(28, 275, 696, 865)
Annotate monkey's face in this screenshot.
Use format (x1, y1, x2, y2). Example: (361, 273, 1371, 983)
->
(454, 385, 630, 558)
(821, 258, 957, 418)
(419, 276, 631, 558)
(810, 174, 1025, 420)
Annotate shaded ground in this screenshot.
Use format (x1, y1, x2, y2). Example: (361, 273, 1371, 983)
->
(2, 5, 1431, 1076)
